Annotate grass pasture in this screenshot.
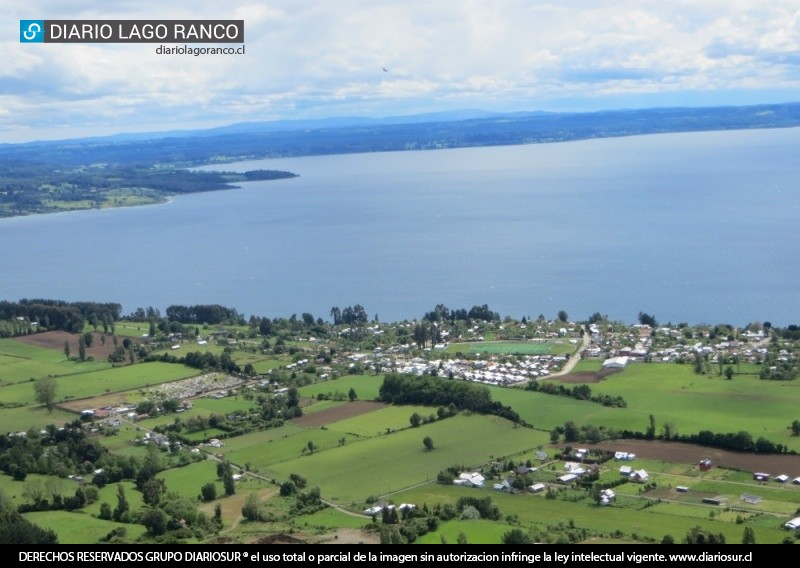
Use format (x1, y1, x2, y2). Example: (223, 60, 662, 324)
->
(222, 426, 352, 471)
(158, 459, 222, 500)
(0, 338, 109, 384)
(24, 510, 147, 543)
(54, 362, 200, 403)
(416, 519, 518, 544)
(138, 396, 258, 431)
(393, 482, 790, 544)
(446, 340, 572, 356)
(299, 374, 384, 401)
(323, 404, 439, 437)
(0, 405, 77, 433)
(490, 362, 800, 452)
(84, 481, 145, 517)
(264, 414, 549, 505)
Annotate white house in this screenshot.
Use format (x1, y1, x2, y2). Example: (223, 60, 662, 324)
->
(631, 469, 649, 483)
(528, 483, 546, 493)
(454, 472, 485, 488)
(603, 356, 630, 369)
(599, 489, 616, 505)
(784, 517, 800, 531)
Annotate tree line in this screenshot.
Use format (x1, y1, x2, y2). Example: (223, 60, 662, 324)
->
(422, 303, 500, 323)
(0, 299, 121, 335)
(525, 381, 627, 407)
(379, 373, 522, 424)
(165, 304, 244, 325)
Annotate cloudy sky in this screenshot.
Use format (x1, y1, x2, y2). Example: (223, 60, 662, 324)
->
(3, 1, 799, 142)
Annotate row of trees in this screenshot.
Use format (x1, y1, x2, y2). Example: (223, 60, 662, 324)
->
(165, 304, 244, 325)
(526, 381, 627, 408)
(422, 303, 500, 323)
(329, 305, 369, 325)
(379, 373, 521, 424)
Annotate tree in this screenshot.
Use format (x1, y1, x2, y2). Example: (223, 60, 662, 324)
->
(141, 478, 166, 507)
(457, 532, 468, 545)
(724, 366, 735, 380)
(423, 436, 434, 451)
(692, 352, 705, 374)
(112, 484, 129, 522)
(557, 310, 568, 323)
(78, 334, 87, 362)
(141, 508, 167, 536)
(409, 412, 422, 428)
(683, 526, 726, 544)
(791, 420, 800, 437)
(563, 420, 579, 442)
(33, 377, 57, 413)
(502, 528, 533, 544)
(241, 493, 261, 521)
(348, 387, 357, 402)
(741, 526, 756, 544)
(63, 341, 71, 360)
(638, 312, 658, 327)
(222, 463, 236, 496)
(201, 483, 217, 502)
(645, 414, 656, 440)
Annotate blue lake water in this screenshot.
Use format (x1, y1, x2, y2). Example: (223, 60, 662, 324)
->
(1, 128, 798, 325)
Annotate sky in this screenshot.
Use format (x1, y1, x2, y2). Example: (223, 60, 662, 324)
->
(3, 1, 800, 142)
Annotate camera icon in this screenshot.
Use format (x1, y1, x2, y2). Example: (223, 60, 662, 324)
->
(20, 20, 45, 43)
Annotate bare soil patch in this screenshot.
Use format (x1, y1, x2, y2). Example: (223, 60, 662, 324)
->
(590, 440, 800, 474)
(251, 528, 379, 545)
(291, 401, 387, 428)
(317, 528, 380, 544)
(59, 392, 135, 413)
(14, 330, 139, 363)
(556, 367, 621, 384)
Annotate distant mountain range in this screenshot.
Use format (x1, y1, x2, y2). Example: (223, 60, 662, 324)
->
(2, 102, 800, 167)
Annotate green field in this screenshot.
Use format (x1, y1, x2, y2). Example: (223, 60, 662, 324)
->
(0, 405, 77, 433)
(138, 396, 259, 430)
(416, 519, 518, 544)
(158, 459, 222, 500)
(323, 404, 439, 438)
(446, 340, 574, 356)
(392, 483, 790, 544)
(300, 507, 373, 531)
(84, 481, 145, 517)
(54, 362, 201, 402)
(222, 426, 353, 470)
(264, 414, 549, 505)
(299, 374, 384, 401)
(24, 510, 147, 543)
(0, 338, 110, 384)
(490, 362, 800, 451)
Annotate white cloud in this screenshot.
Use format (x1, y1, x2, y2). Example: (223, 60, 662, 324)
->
(3, 1, 800, 141)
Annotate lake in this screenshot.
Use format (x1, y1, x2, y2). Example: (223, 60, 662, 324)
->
(1, 127, 798, 325)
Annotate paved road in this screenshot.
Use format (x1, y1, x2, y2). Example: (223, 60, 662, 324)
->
(551, 330, 590, 377)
